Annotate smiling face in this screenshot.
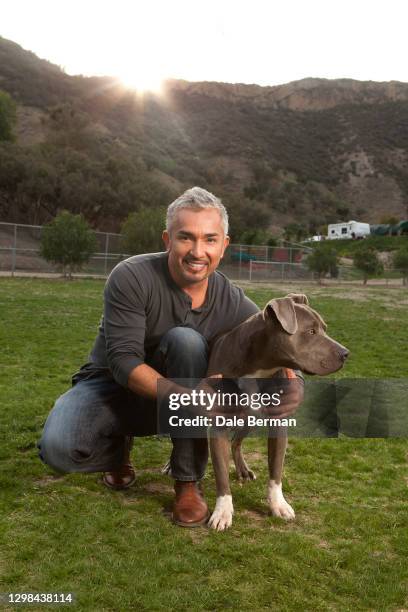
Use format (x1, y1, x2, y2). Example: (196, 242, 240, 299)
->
(162, 208, 230, 288)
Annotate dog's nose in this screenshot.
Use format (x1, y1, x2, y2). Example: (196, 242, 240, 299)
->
(339, 349, 349, 362)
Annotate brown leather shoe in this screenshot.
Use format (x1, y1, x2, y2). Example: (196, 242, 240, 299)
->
(172, 481, 210, 527)
(102, 462, 136, 490)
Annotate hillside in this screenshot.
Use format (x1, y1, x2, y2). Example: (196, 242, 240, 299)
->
(0, 36, 408, 237)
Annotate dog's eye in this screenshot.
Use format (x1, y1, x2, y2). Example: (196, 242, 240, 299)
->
(309, 329, 316, 335)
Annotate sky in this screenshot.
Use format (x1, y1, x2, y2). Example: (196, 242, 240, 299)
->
(2, 0, 408, 91)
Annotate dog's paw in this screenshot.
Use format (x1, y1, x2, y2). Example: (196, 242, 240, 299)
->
(236, 464, 256, 482)
(208, 495, 234, 531)
(267, 480, 295, 521)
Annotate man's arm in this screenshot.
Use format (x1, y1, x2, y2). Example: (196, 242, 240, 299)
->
(127, 363, 163, 399)
(103, 263, 148, 388)
(127, 363, 206, 403)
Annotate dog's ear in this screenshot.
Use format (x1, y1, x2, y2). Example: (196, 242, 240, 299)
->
(263, 298, 298, 334)
(286, 293, 309, 305)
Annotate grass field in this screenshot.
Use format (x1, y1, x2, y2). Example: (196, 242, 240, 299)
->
(1, 278, 407, 611)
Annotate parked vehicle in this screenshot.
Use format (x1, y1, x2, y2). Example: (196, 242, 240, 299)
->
(305, 235, 325, 242)
(327, 221, 370, 240)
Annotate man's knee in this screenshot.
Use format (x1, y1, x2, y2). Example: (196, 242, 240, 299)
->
(159, 327, 208, 378)
(37, 383, 123, 473)
(37, 393, 78, 473)
(163, 326, 208, 354)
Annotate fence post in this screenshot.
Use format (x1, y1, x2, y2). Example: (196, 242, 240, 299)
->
(11, 223, 17, 277)
(104, 233, 109, 275)
(249, 259, 252, 282)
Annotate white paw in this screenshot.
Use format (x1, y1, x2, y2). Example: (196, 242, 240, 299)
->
(208, 495, 234, 531)
(267, 480, 295, 521)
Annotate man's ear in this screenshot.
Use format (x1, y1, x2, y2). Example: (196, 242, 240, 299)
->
(263, 297, 298, 334)
(285, 293, 309, 306)
(162, 230, 170, 251)
(221, 235, 230, 259)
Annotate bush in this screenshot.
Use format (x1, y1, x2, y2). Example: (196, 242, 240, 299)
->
(120, 207, 166, 255)
(353, 248, 383, 285)
(40, 211, 97, 279)
(392, 248, 408, 286)
(305, 246, 339, 283)
(237, 229, 277, 246)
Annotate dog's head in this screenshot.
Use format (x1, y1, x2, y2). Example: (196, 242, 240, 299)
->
(262, 293, 349, 376)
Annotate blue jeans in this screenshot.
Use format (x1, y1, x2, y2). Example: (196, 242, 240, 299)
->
(37, 327, 209, 481)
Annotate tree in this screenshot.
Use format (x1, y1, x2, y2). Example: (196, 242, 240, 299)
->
(353, 248, 383, 285)
(120, 207, 166, 255)
(393, 247, 408, 286)
(0, 90, 16, 141)
(284, 223, 308, 243)
(380, 215, 399, 226)
(306, 246, 339, 284)
(237, 229, 277, 246)
(40, 211, 97, 279)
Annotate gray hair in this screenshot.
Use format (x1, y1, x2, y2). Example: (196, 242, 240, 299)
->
(166, 187, 229, 235)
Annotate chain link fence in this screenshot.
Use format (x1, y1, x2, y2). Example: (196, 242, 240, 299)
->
(0, 222, 129, 276)
(0, 221, 403, 284)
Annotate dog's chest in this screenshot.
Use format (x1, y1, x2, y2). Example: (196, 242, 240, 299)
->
(242, 367, 281, 378)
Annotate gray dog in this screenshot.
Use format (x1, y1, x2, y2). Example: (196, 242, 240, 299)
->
(206, 294, 349, 530)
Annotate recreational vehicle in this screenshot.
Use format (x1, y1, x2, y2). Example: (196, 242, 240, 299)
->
(327, 221, 370, 240)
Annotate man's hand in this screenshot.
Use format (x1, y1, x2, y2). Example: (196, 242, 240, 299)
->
(260, 375, 304, 420)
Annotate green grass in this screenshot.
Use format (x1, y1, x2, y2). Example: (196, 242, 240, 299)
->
(1, 279, 408, 611)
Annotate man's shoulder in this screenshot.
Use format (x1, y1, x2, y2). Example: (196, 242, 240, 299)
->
(109, 252, 167, 280)
(120, 251, 167, 269)
(213, 270, 259, 312)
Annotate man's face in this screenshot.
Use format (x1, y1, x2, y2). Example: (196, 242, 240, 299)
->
(162, 208, 230, 287)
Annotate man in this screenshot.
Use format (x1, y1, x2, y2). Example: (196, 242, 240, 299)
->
(37, 187, 303, 527)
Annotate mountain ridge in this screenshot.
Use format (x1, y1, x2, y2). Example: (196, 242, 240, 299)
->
(0, 35, 407, 235)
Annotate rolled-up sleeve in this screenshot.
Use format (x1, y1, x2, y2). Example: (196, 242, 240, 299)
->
(103, 263, 147, 388)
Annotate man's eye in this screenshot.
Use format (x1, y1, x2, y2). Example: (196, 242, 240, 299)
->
(207, 238, 216, 243)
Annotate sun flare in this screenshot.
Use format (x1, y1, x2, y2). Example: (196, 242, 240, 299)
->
(118, 68, 164, 93)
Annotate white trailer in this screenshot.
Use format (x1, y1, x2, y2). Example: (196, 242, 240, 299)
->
(327, 220, 370, 240)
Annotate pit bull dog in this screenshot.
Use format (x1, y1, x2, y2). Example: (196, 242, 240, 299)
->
(206, 293, 349, 531)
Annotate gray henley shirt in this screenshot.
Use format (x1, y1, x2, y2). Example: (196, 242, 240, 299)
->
(76, 252, 260, 388)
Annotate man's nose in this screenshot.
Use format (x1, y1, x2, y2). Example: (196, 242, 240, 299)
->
(190, 241, 206, 259)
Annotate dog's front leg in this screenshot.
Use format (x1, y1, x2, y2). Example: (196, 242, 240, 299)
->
(267, 433, 295, 520)
(208, 433, 234, 531)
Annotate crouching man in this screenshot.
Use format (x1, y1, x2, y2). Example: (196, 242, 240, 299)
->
(37, 186, 303, 527)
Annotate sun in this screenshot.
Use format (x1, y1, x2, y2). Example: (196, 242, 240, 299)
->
(118, 67, 164, 93)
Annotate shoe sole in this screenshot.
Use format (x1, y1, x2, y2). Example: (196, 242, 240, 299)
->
(101, 474, 136, 490)
(172, 512, 210, 528)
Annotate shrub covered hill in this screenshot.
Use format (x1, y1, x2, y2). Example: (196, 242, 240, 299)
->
(1, 35, 408, 237)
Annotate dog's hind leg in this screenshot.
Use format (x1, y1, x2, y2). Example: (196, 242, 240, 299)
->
(231, 429, 256, 481)
(267, 433, 295, 520)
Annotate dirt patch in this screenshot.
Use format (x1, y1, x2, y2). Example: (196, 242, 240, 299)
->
(187, 527, 211, 543)
(33, 475, 66, 486)
(135, 466, 164, 475)
(245, 451, 264, 461)
(143, 481, 173, 495)
(240, 509, 265, 524)
(317, 539, 331, 549)
(121, 497, 142, 506)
